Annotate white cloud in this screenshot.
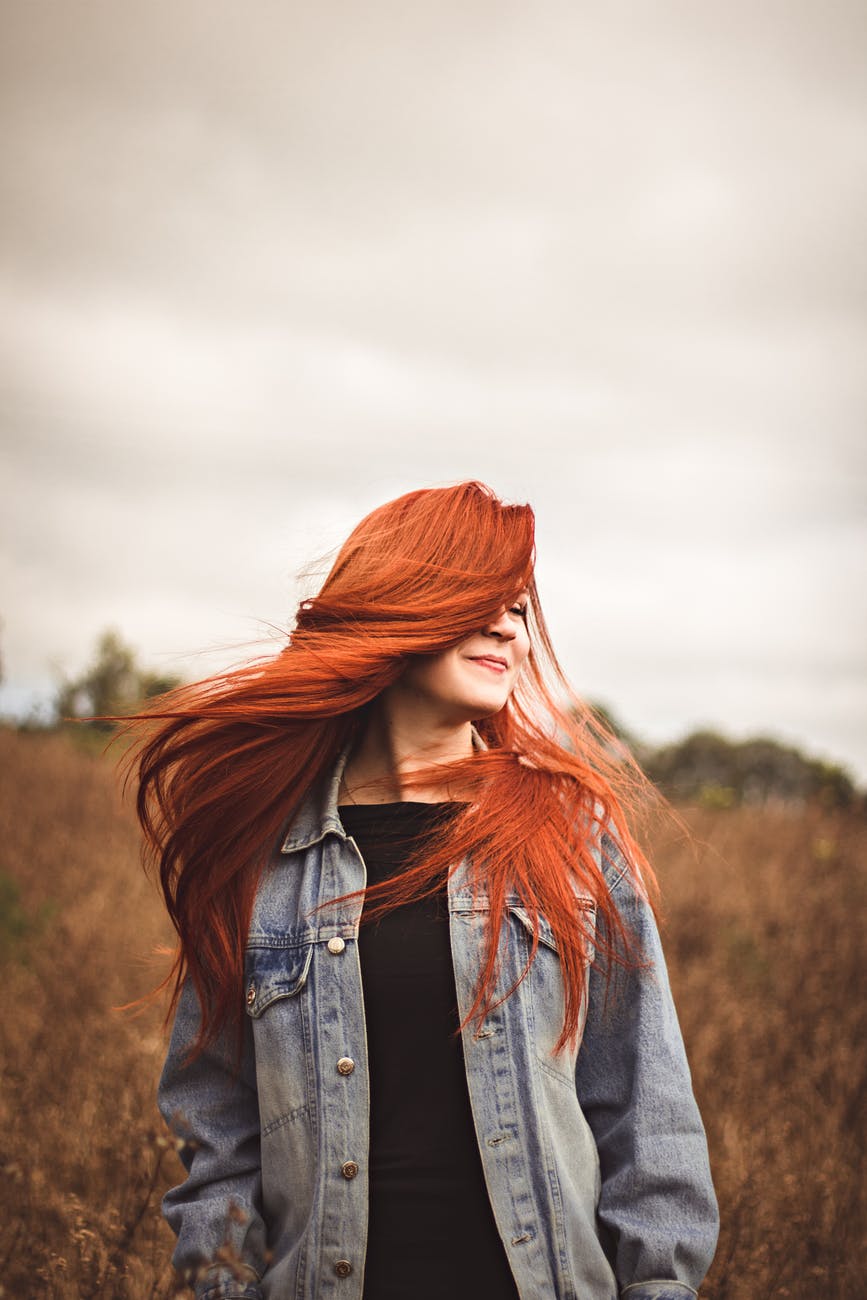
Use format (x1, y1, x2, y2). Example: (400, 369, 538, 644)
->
(1, 1, 865, 779)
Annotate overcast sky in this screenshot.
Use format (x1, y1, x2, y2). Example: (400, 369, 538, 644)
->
(1, 1, 865, 780)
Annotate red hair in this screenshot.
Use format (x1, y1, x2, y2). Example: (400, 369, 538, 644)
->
(129, 482, 658, 1056)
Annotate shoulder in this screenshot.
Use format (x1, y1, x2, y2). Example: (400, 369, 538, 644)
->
(597, 827, 633, 894)
(577, 800, 648, 903)
(569, 794, 630, 889)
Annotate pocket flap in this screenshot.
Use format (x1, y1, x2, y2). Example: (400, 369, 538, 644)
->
(509, 898, 597, 954)
(244, 943, 313, 1017)
(509, 905, 559, 952)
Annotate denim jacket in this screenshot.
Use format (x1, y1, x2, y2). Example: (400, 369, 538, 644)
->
(159, 748, 719, 1299)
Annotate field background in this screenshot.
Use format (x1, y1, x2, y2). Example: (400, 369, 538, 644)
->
(1, 727, 864, 1298)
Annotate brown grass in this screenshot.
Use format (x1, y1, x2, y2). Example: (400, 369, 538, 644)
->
(0, 728, 864, 1297)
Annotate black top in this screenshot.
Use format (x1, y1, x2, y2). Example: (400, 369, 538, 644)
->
(339, 801, 519, 1300)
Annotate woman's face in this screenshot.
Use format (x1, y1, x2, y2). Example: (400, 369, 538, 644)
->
(397, 594, 531, 722)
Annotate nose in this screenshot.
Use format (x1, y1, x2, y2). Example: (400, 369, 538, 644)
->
(483, 607, 517, 640)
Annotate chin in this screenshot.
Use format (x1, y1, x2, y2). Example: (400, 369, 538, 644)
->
(462, 692, 510, 719)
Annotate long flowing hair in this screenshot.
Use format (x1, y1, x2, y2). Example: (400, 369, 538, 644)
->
(129, 481, 659, 1057)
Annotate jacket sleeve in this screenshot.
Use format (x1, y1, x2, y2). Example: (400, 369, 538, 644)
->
(158, 977, 266, 1300)
(573, 833, 719, 1299)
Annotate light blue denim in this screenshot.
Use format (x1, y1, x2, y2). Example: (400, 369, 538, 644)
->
(159, 749, 719, 1299)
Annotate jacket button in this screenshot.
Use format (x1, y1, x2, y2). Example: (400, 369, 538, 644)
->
(327, 936, 346, 954)
(334, 1260, 353, 1278)
(336, 1057, 355, 1076)
(340, 1160, 359, 1179)
(246, 985, 256, 1005)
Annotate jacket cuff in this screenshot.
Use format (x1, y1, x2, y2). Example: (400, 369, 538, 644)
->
(198, 1286, 262, 1300)
(196, 1264, 263, 1300)
(621, 1284, 699, 1300)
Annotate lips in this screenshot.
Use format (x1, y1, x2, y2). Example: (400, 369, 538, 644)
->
(468, 655, 508, 673)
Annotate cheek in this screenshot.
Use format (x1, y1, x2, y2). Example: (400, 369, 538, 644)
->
(403, 654, 463, 697)
(434, 658, 466, 696)
(515, 627, 531, 667)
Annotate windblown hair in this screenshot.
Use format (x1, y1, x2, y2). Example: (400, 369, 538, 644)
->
(130, 481, 658, 1057)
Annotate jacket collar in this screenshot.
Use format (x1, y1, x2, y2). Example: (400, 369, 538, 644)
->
(279, 725, 488, 855)
(279, 744, 352, 854)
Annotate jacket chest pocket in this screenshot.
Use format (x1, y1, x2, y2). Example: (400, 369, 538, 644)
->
(244, 942, 313, 1017)
(507, 899, 597, 1085)
(508, 899, 597, 968)
(244, 941, 315, 1138)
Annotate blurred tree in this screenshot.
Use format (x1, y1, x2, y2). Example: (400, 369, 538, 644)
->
(642, 729, 857, 809)
(138, 669, 186, 700)
(586, 701, 637, 747)
(573, 700, 644, 762)
(56, 629, 182, 731)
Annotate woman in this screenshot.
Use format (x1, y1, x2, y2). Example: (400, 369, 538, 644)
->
(135, 481, 718, 1299)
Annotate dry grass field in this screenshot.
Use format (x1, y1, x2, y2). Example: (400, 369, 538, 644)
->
(1, 727, 864, 1298)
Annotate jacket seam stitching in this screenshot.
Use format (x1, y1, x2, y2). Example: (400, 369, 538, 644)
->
(536, 1054, 577, 1088)
(620, 1283, 699, 1297)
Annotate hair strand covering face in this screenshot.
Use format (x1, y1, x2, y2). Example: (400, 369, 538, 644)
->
(124, 482, 661, 1059)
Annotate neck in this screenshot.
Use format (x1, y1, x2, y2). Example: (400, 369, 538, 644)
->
(342, 690, 475, 804)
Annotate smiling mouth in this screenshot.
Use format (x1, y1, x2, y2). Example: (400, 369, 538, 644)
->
(468, 656, 508, 674)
